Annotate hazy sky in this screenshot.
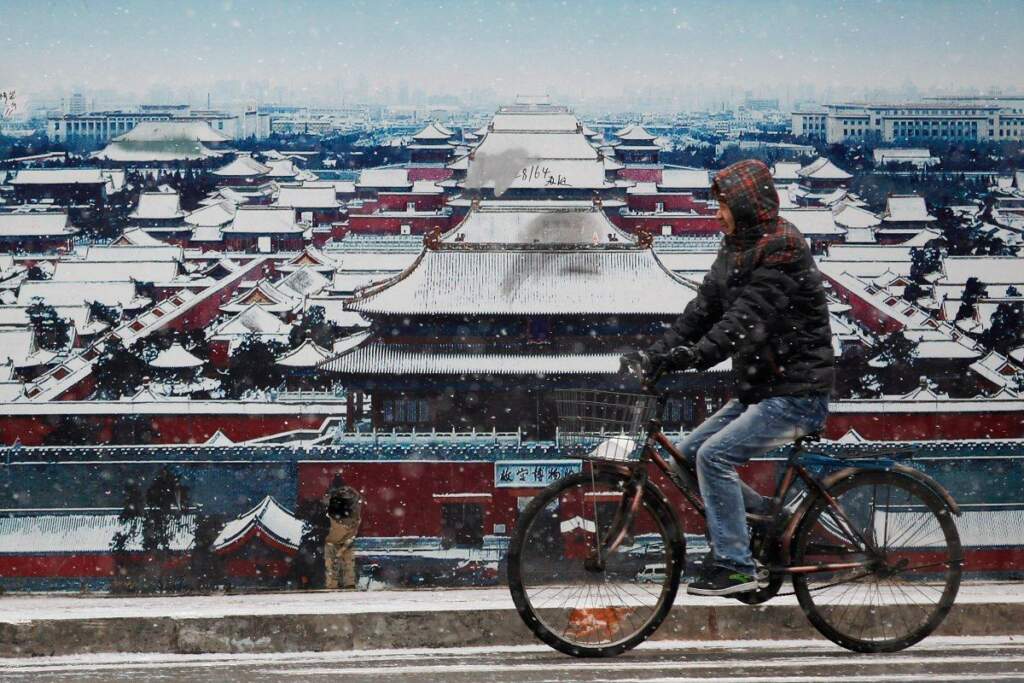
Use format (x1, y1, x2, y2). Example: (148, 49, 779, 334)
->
(2, 0, 1022, 102)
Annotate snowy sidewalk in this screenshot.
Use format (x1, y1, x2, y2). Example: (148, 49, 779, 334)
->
(2, 582, 1023, 623)
(1, 582, 1022, 657)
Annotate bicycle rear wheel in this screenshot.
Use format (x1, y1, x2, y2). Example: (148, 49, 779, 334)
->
(507, 469, 684, 657)
(792, 470, 962, 653)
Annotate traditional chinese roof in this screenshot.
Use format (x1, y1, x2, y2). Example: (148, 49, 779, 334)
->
(118, 120, 229, 143)
(52, 259, 180, 283)
(213, 154, 272, 178)
(10, 168, 111, 186)
(659, 168, 712, 191)
(472, 131, 599, 160)
(185, 200, 236, 227)
(111, 228, 168, 246)
(274, 185, 339, 209)
(490, 112, 581, 133)
(883, 195, 936, 223)
(357, 168, 412, 189)
(772, 162, 803, 182)
(213, 496, 302, 554)
(346, 246, 697, 316)
(442, 201, 633, 244)
(220, 282, 297, 314)
(279, 245, 339, 273)
(148, 343, 204, 369)
(222, 206, 302, 235)
(779, 208, 848, 237)
(212, 303, 293, 338)
(276, 338, 333, 368)
(832, 203, 881, 229)
(613, 125, 658, 142)
(82, 244, 183, 262)
(322, 338, 624, 376)
(797, 157, 853, 181)
(276, 266, 331, 298)
(16, 280, 142, 309)
(129, 191, 186, 221)
(0, 211, 77, 238)
(412, 122, 454, 141)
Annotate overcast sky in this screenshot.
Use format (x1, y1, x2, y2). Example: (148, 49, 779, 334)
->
(2, 0, 1022, 103)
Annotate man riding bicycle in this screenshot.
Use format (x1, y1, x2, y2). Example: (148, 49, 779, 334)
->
(623, 159, 835, 597)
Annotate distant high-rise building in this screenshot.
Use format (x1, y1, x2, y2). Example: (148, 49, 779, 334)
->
(68, 92, 85, 115)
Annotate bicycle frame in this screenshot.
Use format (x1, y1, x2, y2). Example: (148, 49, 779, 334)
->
(589, 413, 886, 577)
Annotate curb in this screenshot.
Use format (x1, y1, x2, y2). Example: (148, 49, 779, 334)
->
(1, 600, 1020, 657)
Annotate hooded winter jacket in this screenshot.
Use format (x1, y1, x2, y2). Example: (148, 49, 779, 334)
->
(648, 159, 834, 403)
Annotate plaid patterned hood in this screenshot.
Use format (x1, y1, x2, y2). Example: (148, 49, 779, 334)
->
(711, 159, 779, 231)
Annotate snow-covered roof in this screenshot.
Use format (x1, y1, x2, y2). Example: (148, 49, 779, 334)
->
(899, 228, 944, 247)
(149, 343, 204, 369)
(473, 131, 599, 161)
(778, 208, 847, 236)
(615, 124, 657, 142)
(220, 281, 297, 314)
(0, 211, 76, 237)
(115, 120, 230, 143)
(331, 271, 395, 294)
(280, 246, 339, 272)
(185, 200, 236, 227)
(9, 168, 109, 186)
(83, 244, 183, 262)
(276, 338, 333, 367)
(212, 303, 293, 337)
(276, 266, 330, 298)
(939, 256, 1024, 285)
(52, 260, 179, 283)
(323, 340, 623, 376)
(883, 195, 936, 223)
(336, 252, 420, 272)
(347, 247, 697, 316)
(305, 296, 371, 328)
(464, 158, 609, 192)
(873, 148, 938, 165)
(213, 496, 302, 553)
(94, 140, 223, 162)
(113, 228, 168, 247)
(205, 429, 235, 445)
(357, 168, 412, 189)
(797, 157, 852, 181)
(223, 206, 302, 234)
(443, 202, 632, 244)
(274, 185, 339, 209)
(772, 162, 803, 182)
(412, 122, 454, 141)
(129, 192, 185, 221)
(832, 203, 881, 229)
(0, 328, 37, 368)
(490, 112, 581, 133)
(265, 159, 303, 179)
(659, 168, 712, 190)
(0, 513, 194, 554)
(212, 154, 272, 177)
(17, 280, 140, 308)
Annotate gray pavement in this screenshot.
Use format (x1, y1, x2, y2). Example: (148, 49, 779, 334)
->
(3, 637, 1024, 681)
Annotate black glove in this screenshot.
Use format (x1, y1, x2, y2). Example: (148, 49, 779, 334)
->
(645, 346, 695, 381)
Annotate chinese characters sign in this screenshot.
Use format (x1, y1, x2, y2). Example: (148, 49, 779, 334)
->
(518, 164, 569, 187)
(495, 460, 581, 488)
(0, 90, 15, 118)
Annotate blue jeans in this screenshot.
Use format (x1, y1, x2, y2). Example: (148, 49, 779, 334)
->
(675, 395, 830, 575)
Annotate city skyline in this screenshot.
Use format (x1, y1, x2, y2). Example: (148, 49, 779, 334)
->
(2, 0, 1023, 112)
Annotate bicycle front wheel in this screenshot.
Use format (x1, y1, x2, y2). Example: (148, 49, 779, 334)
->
(792, 470, 962, 653)
(507, 469, 684, 657)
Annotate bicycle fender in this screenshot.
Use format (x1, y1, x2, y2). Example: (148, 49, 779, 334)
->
(780, 465, 961, 561)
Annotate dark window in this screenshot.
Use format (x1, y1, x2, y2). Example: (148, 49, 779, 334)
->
(441, 503, 484, 548)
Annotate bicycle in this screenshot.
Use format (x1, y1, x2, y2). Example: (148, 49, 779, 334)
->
(507, 386, 962, 657)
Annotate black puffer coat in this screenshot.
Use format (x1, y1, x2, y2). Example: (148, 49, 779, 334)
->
(648, 159, 834, 403)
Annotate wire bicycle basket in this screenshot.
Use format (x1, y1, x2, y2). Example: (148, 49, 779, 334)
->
(554, 389, 658, 464)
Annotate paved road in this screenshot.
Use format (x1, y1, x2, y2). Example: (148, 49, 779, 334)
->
(4, 637, 1024, 682)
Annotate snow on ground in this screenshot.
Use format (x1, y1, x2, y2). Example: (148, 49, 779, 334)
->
(0, 582, 1022, 624)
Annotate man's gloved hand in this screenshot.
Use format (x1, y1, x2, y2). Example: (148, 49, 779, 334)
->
(620, 346, 695, 384)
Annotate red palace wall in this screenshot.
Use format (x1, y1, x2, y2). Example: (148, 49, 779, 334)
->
(376, 193, 446, 212)
(627, 194, 712, 214)
(0, 411, 337, 446)
(620, 215, 721, 235)
(347, 215, 452, 235)
(824, 410, 1024, 440)
(617, 168, 663, 183)
(824, 275, 904, 334)
(407, 167, 454, 182)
